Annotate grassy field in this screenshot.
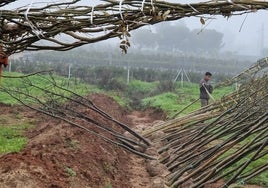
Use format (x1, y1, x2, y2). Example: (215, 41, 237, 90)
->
(141, 82, 234, 118)
(0, 72, 102, 105)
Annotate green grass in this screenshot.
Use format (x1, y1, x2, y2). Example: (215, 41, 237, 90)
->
(142, 82, 234, 118)
(108, 91, 130, 108)
(127, 80, 157, 95)
(218, 138, 268, 187)
(65, 166, 77, 177)
(220, 151, 268, 186)
(0, 123, 32, 154)
(242, 155, 268, 186)
(0, 72, 102, 105)
(142, 92, 182, 117)
(208, 131, 268, 186)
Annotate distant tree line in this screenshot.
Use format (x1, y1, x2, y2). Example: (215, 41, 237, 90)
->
(131, 22, 224, 54)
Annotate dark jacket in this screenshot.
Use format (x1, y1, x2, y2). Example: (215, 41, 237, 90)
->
(199, 79, 213, 99)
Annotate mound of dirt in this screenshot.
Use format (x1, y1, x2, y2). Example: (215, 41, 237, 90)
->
(0, 94, 166, 188)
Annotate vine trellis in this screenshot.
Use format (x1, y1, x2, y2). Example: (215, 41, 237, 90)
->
(0, 0, 268, 54)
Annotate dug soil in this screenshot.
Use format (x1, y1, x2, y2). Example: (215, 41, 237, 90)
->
(0, 94, 165, 188)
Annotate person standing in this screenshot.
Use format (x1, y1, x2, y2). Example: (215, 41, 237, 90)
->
(200, 72, 213, 107)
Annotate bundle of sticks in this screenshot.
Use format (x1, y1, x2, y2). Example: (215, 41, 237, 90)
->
(143, 58, 268, 187)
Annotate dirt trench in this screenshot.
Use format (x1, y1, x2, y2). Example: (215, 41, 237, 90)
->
(0, 94, 166, 188)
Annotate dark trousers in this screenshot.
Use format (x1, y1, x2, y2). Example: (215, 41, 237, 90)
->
(200, 99, 209, 107)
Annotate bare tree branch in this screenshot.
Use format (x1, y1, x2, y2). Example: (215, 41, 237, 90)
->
(0, 0, 16, 7)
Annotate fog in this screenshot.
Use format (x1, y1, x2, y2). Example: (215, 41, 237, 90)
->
(4, 0, 268, 57)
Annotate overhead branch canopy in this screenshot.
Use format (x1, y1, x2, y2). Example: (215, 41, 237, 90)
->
(1, 0, 268, 54)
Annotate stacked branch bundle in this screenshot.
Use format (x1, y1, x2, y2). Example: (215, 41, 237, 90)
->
(0, 0, 268, 54)
(143, 58, 268, 187)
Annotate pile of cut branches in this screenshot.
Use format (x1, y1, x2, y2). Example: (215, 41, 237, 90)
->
(143, 57, 268, 187)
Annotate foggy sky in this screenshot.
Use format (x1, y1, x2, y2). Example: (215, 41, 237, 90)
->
(3, 0, 268, 57)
